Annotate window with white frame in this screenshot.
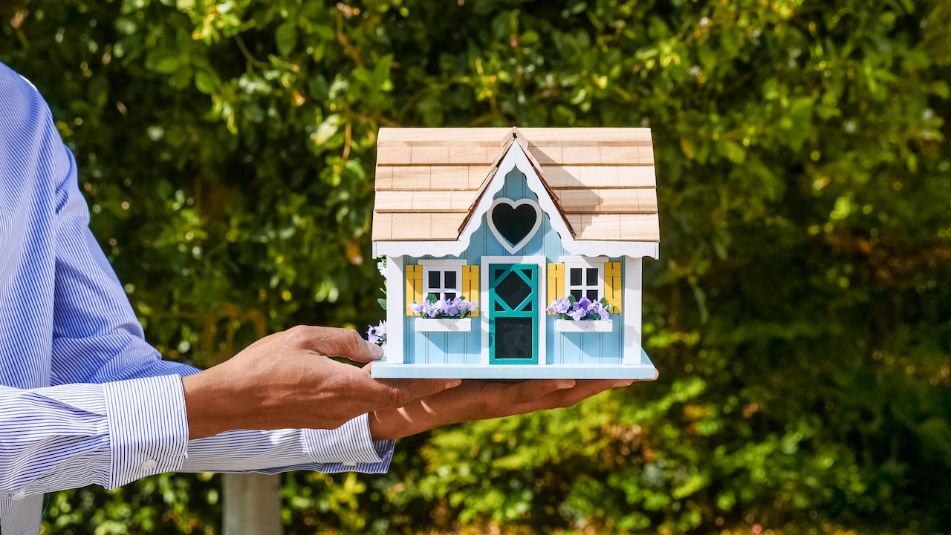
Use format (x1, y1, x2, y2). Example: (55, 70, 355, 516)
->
(421, 260, 464, 302)
(563, 257, 605, 301)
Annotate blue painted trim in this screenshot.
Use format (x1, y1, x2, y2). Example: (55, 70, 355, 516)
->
(488, 263, 539, 365)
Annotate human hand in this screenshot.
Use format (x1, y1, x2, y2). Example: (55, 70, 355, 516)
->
(367, 376, 639, 440)
(181, 326, 459, 439)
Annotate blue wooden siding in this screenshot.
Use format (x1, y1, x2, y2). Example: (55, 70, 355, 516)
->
(403, 167, 625, 366)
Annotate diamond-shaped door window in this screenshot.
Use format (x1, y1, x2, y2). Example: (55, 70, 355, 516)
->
(495, 270, 532, 311)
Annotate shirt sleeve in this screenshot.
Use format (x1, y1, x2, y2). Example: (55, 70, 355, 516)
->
(181, 414, 394, 475)
(0, 75, 394, 498)
(0, 375, 394, 499)
(0, 376, 187, 498)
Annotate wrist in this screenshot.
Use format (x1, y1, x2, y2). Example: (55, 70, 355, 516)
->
(182, 369, 238, 440)
(369, 401, 441, 440)
(368, 408, 410, 440)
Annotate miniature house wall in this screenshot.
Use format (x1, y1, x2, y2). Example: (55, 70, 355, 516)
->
(371, 128, 660, 379)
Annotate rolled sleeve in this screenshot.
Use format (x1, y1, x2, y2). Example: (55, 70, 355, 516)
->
(102, 375, 189, 488)
(303, 414, 395, 473)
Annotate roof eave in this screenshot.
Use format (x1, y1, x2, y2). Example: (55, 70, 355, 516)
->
(372, 239, 659, 260)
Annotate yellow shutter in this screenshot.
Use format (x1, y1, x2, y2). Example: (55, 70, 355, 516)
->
(405, 264, 423, 315)
(547, 263, 564, 313)
(604, 261, 622, 313)
(462, 265, 480, 317)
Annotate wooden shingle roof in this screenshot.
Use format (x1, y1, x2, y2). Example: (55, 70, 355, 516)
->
(372, 128, 659, 242)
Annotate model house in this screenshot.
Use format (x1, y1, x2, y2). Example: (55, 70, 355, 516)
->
(370, 127, 659, 379)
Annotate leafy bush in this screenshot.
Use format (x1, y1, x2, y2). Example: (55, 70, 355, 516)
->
(2, 0, 949, 532)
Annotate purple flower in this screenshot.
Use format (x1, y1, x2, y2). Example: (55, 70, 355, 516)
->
(549, 297, 611, 321)
(410, 296, 476, 319)
(367, 321, 387, 346)
(547, 297, 571, 315)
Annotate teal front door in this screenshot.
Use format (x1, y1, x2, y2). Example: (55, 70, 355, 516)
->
(488, 264, 539, 364)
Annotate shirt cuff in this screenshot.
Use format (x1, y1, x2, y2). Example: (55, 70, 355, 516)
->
(302, 413, 395, 471)
(102, 375, 189, 488)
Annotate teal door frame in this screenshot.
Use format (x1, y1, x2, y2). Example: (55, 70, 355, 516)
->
(488, 263, 539, 365)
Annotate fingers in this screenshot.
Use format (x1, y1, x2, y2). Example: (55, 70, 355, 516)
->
(518, 379, 626, 412)
(371, 377, 462, 408)
(503, 379, 576, 405)
(559, 379, 623, 405)
(287, 325, 383, 362)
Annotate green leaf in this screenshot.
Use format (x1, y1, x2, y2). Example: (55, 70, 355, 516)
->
(194, 70, 220, 94)
(722, 140, 746, 163)
(275, 21, 297, 56)
(147, 49, 180, 74)
(114, 17, 137, 35)
(312, 114, 340, 146)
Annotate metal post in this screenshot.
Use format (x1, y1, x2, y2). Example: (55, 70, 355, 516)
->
(222, 473, 283, 535)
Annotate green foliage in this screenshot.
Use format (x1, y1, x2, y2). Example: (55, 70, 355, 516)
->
(2, 0, 950, 532)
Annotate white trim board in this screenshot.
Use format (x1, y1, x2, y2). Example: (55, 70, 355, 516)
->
(622, 256, 643, 365)
(559, 256, 608, 265)
(371, 355, 658, 380)
(383, 255, 405, 364)
(372, 142, 660, 260)
(418, 259, 466, 267)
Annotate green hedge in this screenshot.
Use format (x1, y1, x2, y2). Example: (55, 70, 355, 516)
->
(2, 0, 950, 532)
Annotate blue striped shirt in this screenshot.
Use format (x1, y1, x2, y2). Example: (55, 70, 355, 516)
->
(0, 63, 393, 534)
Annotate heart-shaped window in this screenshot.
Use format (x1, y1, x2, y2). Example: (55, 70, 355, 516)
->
(488, 198, 542, 254)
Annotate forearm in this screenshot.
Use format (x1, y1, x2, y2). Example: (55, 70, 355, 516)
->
(53, 330, 398, 471)
(181, 368, 394, 473)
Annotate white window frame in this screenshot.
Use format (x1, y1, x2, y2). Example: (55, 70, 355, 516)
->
(419, 259, 465, 303)
(561, 256, 607, 302)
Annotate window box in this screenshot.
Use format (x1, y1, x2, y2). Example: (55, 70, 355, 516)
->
(415, 318, 472, 332)
(555, 319, 613, 333)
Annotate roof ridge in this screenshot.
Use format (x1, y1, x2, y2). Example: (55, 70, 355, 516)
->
(454, 131, 517, 232)
(456, 131, 575, 237)
(510, 129, 576, 237)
